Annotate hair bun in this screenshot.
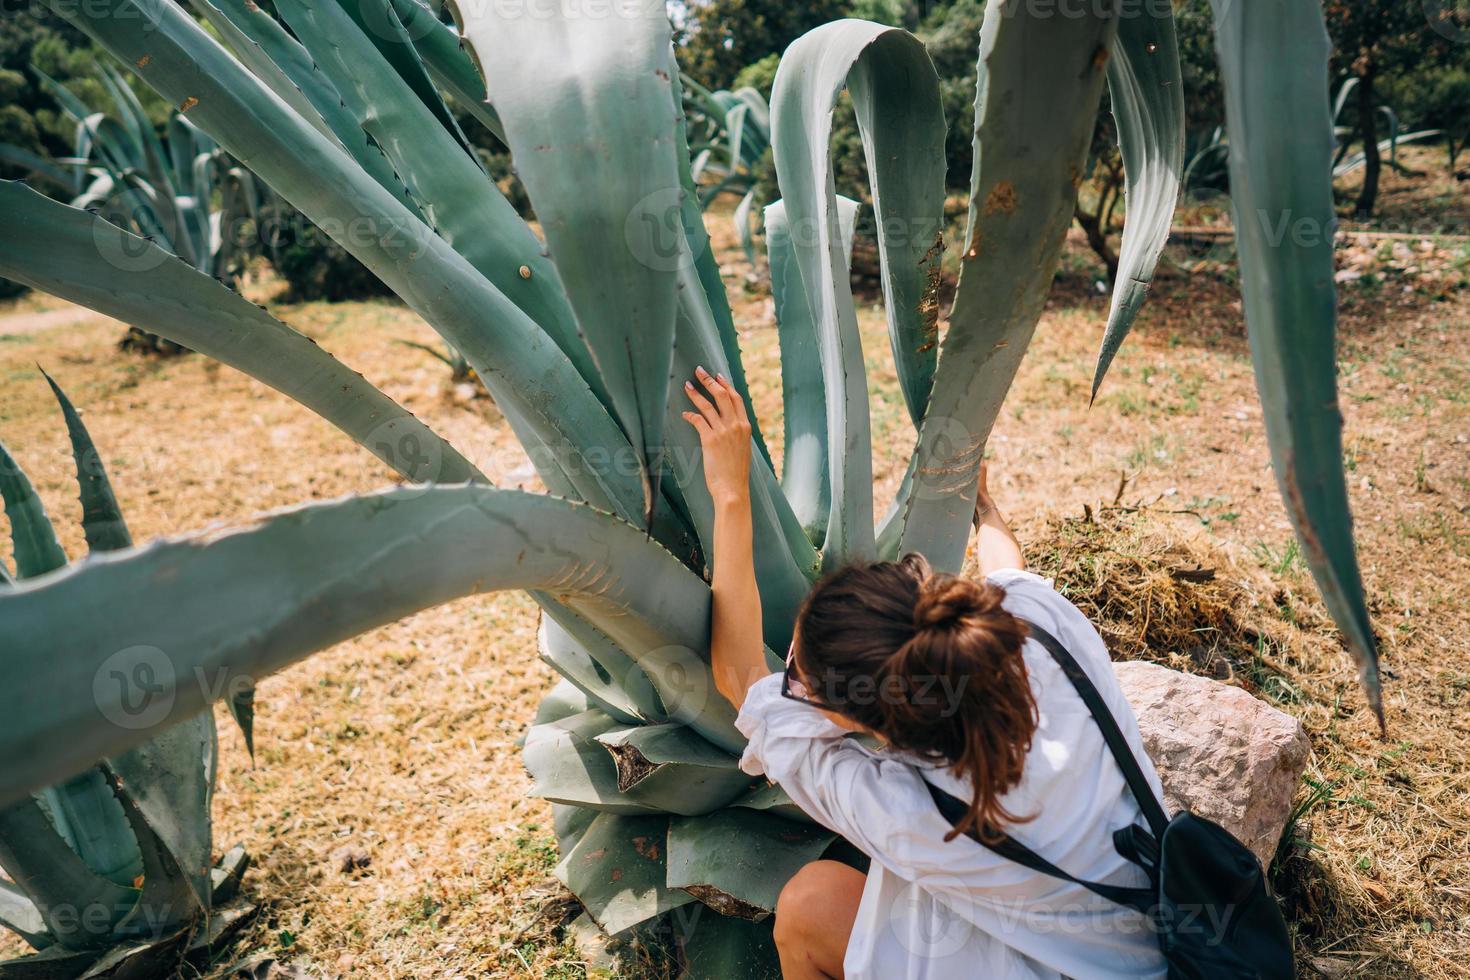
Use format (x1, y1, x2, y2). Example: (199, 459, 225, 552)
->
(914, 574, 993, 630)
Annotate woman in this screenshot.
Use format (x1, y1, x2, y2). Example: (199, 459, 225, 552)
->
(682, 367, 1167, 980)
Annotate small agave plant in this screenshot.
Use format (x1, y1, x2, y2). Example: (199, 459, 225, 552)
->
(681, 75, 771, 264)
(0, 0, 1377, 973)
(0, 376, 251, 978)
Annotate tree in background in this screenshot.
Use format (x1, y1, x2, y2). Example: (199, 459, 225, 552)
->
(677, 0, 849, 90)
(1325, 0, 1455, 217)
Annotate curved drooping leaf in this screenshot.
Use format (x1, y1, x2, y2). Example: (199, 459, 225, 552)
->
(897, 4, 1116, 572)
(764, 196, 861, 544)
(554, 812, 692, 936)
(0, 486, 744, 805)
(666, 809, 834, 920)
(1092, 3, 1185, 399)
(0, 800, 139, 950)
(457, 1, 684, 517)
(0, 436, 68, 580)
(1206, 0, 1380, 721)
(0, 182, 482, 488)
(40, 370, 132, 554)
(45, 0, 649, 527)
(770, 19, 947, 569)
(677, 913, 780, 980)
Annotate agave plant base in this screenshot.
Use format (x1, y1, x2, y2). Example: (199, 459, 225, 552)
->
(0, 847, 253, 980)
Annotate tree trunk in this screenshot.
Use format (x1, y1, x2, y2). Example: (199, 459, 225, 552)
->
(1354, 69, 1380, 218)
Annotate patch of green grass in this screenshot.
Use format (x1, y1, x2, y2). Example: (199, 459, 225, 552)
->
(1254, 538, 1304, 577)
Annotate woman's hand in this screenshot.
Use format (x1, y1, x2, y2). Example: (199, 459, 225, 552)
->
(683, 366, 752, 507)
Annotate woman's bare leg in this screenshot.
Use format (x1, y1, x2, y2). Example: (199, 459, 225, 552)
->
(774, 859, 866, 980)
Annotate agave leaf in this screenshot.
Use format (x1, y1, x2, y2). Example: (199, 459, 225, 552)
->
(1206, 0, 1379, 719)
(0, 801, 138, 950)
(594, 725, 751, 816)
(46, 0, 652, 526)
(385, 0, 506, 142)
(1091, 3, 1185, 399)
(665, 809, 834, 920)
(0, 486, 745, 804)
(523, 710, 662, 816)
(332, 0, 474, 158)
(100, 767, 204, 939)
(183, 0, 413, 200)
(0, 144, 78, 192)
(456, 0, 683, 516)
(105, 714, 217, 918)
(677, 914, 780, 980)
(0, 879, 51, 951)
(40, 371, 131, 554)
(533, 680, 595, 729)
(0, 436, 68, 580)
(0, 182, 482, 488)
(897, 4, 1116, 571)
(552, 803, 597, 855)
(554, 813, 692, 936)
(764, 196, 860, 544)
(769, 19, 947, 569)
(227, 683, 255, 762)
(539, 606, 664, 726)
(31, 769, 143, 897)
(268, 0, 598, 397)
(728, 781, 812, 825)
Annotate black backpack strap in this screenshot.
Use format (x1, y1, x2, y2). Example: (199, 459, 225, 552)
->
(923, 779, 1154, 915)
(1019, 620, 1170, 838)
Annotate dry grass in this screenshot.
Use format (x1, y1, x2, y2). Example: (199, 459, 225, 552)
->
(2, 170, 1469, 976)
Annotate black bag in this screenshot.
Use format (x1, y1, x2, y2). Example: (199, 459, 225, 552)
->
(925, 620, 1294, 980)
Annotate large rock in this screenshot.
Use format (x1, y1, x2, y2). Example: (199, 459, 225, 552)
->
(1114, 660, 1310, 868)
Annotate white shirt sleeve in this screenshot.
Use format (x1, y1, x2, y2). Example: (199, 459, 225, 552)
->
(734, 675, 1049, 903)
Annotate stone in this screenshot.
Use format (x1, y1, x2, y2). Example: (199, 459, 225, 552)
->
(1113, 660, 1311, 868)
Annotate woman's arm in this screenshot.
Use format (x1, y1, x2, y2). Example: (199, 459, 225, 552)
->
(973, 460, 1024, 576)
(683, 367, 769, 710)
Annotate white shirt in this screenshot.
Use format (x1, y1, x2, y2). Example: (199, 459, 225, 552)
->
(735, 568, 1169, 980)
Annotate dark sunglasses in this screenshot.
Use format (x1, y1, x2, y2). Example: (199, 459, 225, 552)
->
(781, 646, 829, 710)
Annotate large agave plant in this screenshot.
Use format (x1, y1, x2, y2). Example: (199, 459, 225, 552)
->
(0, 0, 1377, 972)
(0, 377, 251, 978)
(0, 61, 273, 284)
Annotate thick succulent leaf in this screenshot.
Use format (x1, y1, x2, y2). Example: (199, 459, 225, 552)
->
(0, 143, 77, 190)
(0, 182, 482, 488)
(183, 0, 412, 201)
(31, 769, 142, 894)
(0, 879, 50, 950)
(897, 4, 1116, 571)
(457, 1, 683, 515)
(538, 605, 665, 726)
(769, 19, 947, 569)
(45, 0, 651, 524)
(105, 714, 216, 917)
(1207, 0, 1379, 718)
(0, 801, 138, 950)
(386, 0, 506, 142)
(552, 802, 597, 855)
(554, 813, 691, 936)
(268, 0, 597, 397)
(522, 710, 662, 816)
(764, 196, 861, 544)
(99, 767, 203, 938)
(728, 781, 813, 825)
(533, 680, 595, 729)
(0, 437, 68, 579)
(1092, 3, 1185, 398)
(40, 371, 132, 553)
(0, 487, 743, 804)
(665, 809, 835, 920)
(227, 683, 255, 762)
(668, 67, 775, 474)
(677, 914, 780, 980)
(594, 725, 751, 816)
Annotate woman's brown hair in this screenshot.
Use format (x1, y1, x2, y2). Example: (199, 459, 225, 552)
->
(791, 553, 1038, 842)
